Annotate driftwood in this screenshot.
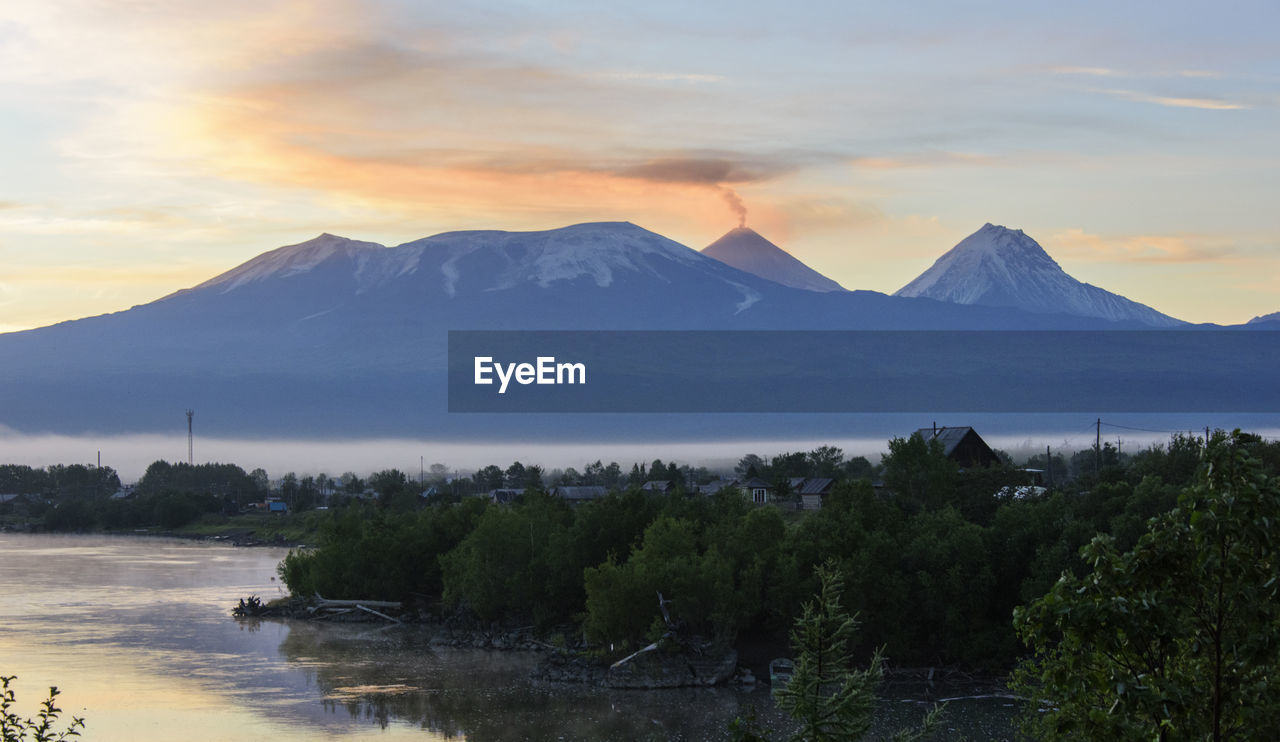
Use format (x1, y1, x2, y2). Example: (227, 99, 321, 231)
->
(611, 591, 680, 670)
(314, 593, 402, 610)
(356, 604, 402, 624)
(611, 641, 660, 669)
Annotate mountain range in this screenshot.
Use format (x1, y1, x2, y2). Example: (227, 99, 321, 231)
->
(0, 221, 1272, 436)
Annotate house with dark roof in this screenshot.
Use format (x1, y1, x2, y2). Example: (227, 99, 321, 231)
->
(640, 480, 674, 493)
(488, 488, 525, 505)
(797, 478, 836, 510)
(915, 425, 1001, 469)
(697, 479, 740, 496)
(739, 477, 773, 505)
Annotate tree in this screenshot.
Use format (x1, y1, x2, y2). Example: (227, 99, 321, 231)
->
(472, 465, 503, 492)
(504, 461, 527, 489)
(736, 454, 765, 479)
(806, 446, 845, 478)
(249, 468, 270, 494)
(736, 562, 938, 742)
(0, 676, 85, 741)
(774, 561, 879, 741)
(880, 433, 958, 510)
(1013, 431, 1280, 741)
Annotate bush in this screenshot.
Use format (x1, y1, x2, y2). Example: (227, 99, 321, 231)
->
(0, 676, 85, 742)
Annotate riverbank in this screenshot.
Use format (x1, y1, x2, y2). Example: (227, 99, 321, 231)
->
(234, 593, 1009, 699)
(3, 511, 321, 546)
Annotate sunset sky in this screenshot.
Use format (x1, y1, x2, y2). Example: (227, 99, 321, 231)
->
(2, 0, 1277, 332)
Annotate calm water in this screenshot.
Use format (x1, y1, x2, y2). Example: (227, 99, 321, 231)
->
(0, 533, 1018, 740)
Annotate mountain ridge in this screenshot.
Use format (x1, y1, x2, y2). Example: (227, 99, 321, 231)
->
(895, 223, 1184, 327)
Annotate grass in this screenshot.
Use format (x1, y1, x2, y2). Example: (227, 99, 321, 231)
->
(140, 511, 327, 544)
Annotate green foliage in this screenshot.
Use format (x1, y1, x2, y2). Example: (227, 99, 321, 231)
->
(746, 562, 939, 742)
(773, 562, 881, 741)
(0, 676, 85, 742)
(583, 516, 739, 646)
(280, 498, 488, 601)
(897, 508, 998, 664)
(135, 460, 257, 499)
(881, 434, 958, 510)
(1013, 431, 1280, 741)
(440, 492, 573, 626)
(251, 428, 1270, 675)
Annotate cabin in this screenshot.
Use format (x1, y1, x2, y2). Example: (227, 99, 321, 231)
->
(698, 478, 740, 497)
(640, 480, 674, 493)
(739, 477, 773, 505)
(488, 488, 525, 505)
(797, 478, 836, 510)
(915, 425, 1001, 469)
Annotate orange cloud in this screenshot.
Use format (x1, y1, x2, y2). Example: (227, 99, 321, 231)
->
(154, 54, 820, 233)
(1046, 228, 1242, 264)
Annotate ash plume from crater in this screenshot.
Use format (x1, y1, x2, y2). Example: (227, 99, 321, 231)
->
(720, 187, 747, 228)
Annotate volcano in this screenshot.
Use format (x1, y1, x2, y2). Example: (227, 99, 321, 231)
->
(702, 227, 846, 293)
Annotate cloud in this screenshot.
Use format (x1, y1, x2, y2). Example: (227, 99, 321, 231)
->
(1046, 228, 1242, 264)
(1050, 66, 1119, 77)
(849, 151, 996, 170)
(1099, 88, 1249, 110)
(607, 155, 796, 185)
(593, 71, 725, 84)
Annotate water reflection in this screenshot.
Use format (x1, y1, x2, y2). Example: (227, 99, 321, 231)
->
(275, 621, 777, 741)
(1, 534, 1016, 741)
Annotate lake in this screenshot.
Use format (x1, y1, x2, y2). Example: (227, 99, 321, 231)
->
(0, 533, 1018, 740)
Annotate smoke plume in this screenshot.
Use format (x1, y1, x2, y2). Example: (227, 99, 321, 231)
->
(720, 187, 747, 228)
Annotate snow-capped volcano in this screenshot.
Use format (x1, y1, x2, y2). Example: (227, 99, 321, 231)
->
(702, 227, 845, 292)
(895, 223, 1184, 327)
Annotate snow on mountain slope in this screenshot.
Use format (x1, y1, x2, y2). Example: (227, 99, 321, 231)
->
(402, 221, 707, 294)
(895, 223, 1184, 327)
(702, 227, 846, 292)
(194, 233, 388, 294)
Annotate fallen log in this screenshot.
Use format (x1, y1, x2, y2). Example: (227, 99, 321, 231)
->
(356, 604, 402, 624)
(314, 593, 402, 610)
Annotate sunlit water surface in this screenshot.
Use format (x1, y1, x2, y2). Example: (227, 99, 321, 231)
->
(0, 534, 1017, 740)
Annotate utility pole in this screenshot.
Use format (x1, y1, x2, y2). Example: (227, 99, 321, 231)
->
(186, 410, 194, 466)
(1095, 418, 1102, 476)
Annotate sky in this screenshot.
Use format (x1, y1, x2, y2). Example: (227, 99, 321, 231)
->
(2, 0, 1278, 332)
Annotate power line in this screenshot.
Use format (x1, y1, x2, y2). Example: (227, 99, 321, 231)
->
(1100, 421, 1188, 435)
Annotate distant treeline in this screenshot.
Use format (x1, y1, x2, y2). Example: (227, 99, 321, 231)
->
(276, 431, 1280, 669)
